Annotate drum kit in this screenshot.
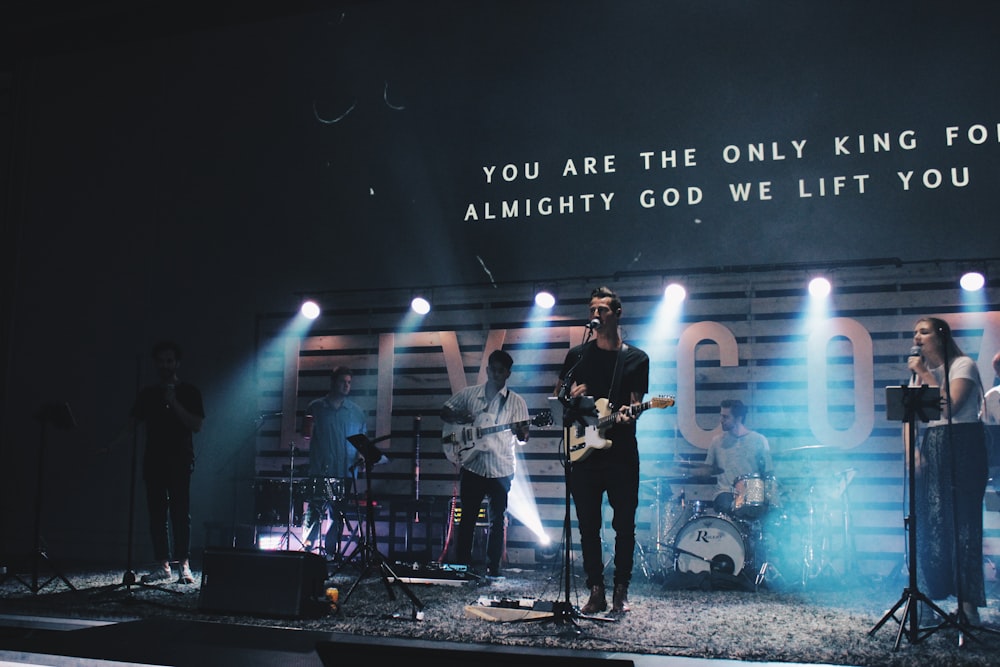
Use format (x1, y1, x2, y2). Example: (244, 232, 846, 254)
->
(251, 476, 356, 555)
(639, 446, 856, 589)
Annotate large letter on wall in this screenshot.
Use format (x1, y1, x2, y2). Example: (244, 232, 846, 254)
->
(807, 318, 874, 449)
(677, 321, 739, 449)
(376, 333, 396, 438)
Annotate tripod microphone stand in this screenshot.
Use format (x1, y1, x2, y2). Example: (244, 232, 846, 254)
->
(516, 394, 616, 633)
(90, 359, 180, 601)
(340, 434, 423, 615)
(869, 385, 946, 649)
(11, 403, 78, 594)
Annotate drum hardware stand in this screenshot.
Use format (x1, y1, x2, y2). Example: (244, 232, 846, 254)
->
(278, 443, 304, 551)
(799, 481, 838, 587)
(870, 385, 949, 650)
(341, 434, 423, 614)
(325, 478, 366, 575)
(11, 403, 78, 595)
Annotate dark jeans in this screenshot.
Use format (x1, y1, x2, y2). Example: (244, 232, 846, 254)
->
(144, 463, 192, 563)
(570, 458, 639, 588)
(457, 468, 510, 571)
(915, 422, 988, 606)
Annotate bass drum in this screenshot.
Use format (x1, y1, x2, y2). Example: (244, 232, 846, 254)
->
(673, 513, 750, 577)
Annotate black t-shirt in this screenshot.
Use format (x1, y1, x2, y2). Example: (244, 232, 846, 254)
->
(559, 341, 649, 463)
(132, 382, 204, 471)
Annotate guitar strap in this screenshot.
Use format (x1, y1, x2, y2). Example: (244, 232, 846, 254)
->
(494, 389, 509, 424)
(608, 343, 627, 410)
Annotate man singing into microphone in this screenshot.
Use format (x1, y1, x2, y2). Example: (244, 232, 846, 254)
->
(554, 286, 649, 614)
(109, 340, 205, 584)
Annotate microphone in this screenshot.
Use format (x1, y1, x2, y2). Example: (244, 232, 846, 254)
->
(908, 346, 921, 384)
(585, 318, 601, 330)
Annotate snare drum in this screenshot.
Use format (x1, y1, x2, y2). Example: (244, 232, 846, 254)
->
(673, 513, 751, 576)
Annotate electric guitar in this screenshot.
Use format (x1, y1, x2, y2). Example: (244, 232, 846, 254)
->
(567, 396, 674, 463)
(442, 409, 553, 465)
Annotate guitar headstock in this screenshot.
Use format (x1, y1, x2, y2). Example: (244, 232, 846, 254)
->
(650, 395, 675, 409)
(533, 409, 554, 427)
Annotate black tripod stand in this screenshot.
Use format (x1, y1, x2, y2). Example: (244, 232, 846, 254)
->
(869, 385, 947, 649)
(278, 443, 305, 551)
(340, 434, 423, 614)
(518, 394, 616, 632)
(90, 360, 180, 600)
(11, 403, 78, 594)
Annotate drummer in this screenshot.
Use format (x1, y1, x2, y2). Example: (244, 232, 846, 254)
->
(301, 366, 368, 555)
(704, 399, 774, 516)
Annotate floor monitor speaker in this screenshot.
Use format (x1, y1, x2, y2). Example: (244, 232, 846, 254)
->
(198, 548, 328, 618)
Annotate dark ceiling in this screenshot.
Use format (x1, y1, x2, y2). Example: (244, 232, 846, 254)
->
(1, 1, 360, 67)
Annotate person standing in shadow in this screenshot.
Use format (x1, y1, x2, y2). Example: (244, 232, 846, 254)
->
(110, 340, 205, 584)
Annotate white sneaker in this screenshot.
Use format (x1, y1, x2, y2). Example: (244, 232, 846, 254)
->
(141, 564, 172, 583)
(178, 562, 195, 584)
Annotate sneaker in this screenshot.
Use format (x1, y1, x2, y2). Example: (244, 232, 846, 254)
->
(178, 561, 195, 584)
(141, 563, 171, 583)
(485, 566, 504, 581)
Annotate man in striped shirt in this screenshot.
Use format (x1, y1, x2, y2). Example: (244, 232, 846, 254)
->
(441, 349, 530, 579)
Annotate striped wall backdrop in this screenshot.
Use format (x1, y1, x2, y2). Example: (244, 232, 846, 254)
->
(253, 260, 999, 580)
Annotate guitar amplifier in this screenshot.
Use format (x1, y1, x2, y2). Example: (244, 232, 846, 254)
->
(450, 499, 490, 526)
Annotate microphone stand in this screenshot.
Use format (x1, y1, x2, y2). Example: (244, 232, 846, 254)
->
(90, 356, 181, 601)
(514, 326, 616, 633)
(869, 384, 947, 649)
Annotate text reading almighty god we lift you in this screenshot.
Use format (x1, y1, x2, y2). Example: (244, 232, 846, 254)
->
(463, 124, 998, 221)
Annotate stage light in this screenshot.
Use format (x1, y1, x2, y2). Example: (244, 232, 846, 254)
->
(808, 277, 832, 298)
(960, 270, 985, 291)
(411, 296, 431, 315)
(535, 539, 560, 563)
(300, 300, 321, 320)
(663, 282, 686, 304)
(534, 289, 556, 309)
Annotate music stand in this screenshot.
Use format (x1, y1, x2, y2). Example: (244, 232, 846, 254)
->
(340, 434, 423, 614)
(11, 403, 78, 594)
(869, 385, 949, 649)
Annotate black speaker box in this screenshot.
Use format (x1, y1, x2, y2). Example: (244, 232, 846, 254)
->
(198, 548, 328, 618)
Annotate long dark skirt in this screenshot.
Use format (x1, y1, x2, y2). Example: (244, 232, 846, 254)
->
(914, 422, 988, 606)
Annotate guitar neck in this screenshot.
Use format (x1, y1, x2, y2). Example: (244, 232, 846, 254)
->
(598, 400, 653, 428)
(477, 419, 528, 437)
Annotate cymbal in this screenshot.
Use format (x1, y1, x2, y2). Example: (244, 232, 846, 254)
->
(640, 476, 716, 494)
(670, 461, 724, 476)
(772, 445, 834, 459)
